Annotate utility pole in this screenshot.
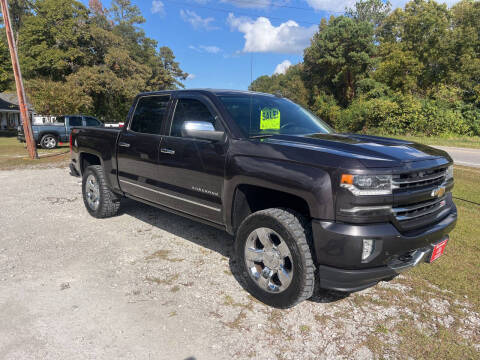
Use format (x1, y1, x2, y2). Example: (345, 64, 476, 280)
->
(0, 0, 37, 159)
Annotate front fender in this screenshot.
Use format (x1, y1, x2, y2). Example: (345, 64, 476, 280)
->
(223, 155, 334, 232)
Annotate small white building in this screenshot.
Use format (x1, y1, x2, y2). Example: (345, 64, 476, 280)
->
(0, 92, 35, 130)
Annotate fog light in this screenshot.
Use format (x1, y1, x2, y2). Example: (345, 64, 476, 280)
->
(362, 239, 375, 261)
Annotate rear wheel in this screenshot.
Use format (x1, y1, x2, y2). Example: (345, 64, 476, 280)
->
(235, 208, 315, 308)
(40, 134, 57, 149)
(82, 165, 120, 218)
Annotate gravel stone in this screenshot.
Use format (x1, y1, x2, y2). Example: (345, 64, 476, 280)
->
(0, 167, 478, 359)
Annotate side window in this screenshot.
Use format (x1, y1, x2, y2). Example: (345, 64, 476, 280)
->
(55, 116, 65, 125)
(69, 116, 82, 127)
(130, 96, 169, 134)
(85, 117, 100, 126)
(170, 98, 220, 137)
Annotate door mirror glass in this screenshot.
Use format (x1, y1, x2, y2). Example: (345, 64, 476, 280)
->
(181, 121, 224, 142)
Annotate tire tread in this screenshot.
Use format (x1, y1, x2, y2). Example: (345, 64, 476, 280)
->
(83, 165, 120, 218)
(237, 207, 315, 308)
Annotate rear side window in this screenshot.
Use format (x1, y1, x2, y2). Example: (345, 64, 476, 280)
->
(69, 116, 82, 127)
(55, 116, 65, 125)
(85, 117, 100, 126)
(170, 98, 219, 137)
(130, 96, 170, 135)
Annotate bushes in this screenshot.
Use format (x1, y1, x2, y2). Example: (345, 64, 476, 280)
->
(324, 93, 480, 136)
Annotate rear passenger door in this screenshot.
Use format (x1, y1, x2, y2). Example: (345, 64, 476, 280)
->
(117, 95, 171, 200)
(156, 94, 227, 224)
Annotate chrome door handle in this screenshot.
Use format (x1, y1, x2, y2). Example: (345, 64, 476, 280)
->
(118, 142, 130, 148)
(161, 148, 175, 155)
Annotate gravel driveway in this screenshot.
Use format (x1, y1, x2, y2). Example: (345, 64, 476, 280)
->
(0, 167, 478, 360)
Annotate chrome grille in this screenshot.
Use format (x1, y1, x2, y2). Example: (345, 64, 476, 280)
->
(392, 167, 447, 190)
(393, 196, 447, 221)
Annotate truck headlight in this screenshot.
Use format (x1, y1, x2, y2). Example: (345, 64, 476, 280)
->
(341, 174, 392, 195)
(445, 165, 453, 181)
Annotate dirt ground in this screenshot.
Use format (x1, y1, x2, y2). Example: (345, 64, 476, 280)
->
(0, 167, 479, 360)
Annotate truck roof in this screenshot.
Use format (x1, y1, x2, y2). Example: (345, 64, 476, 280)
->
(136, 89, 277, 98)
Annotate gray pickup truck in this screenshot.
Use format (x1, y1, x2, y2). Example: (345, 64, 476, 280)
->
(18, 115, 102, 149)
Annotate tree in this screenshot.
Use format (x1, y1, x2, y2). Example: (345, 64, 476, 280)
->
(109, 0, 144, 26)
(13, 0, 187, 120)
(374, 43, 424, 94)
(378, 0, 451, 90)
(449, 0, 480, 105)
(0, 33, 13, 91)
(249, 65, 309, 107)
(18, 0, 92, 81)
(346, 0, 391, 27)
(304, 16, 376, 106)
(89, 0, 104, 16)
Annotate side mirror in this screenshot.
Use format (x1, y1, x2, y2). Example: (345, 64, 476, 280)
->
(181, 121, 225, 142)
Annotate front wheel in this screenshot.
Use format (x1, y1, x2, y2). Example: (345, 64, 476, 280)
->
(40, 134, 57, 149)
(235, 208, 315, 308)
(82, 165, 120, 218)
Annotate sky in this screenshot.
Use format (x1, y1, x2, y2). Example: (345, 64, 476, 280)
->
(83, 0, 459, 91)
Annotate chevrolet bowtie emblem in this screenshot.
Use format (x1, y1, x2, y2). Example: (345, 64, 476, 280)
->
(431, 186, 446, 198)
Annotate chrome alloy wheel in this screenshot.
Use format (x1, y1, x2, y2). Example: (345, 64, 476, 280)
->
(42, 136, 56, 149)
(244, 227, 294, 293)
(85, 174, 100, 211)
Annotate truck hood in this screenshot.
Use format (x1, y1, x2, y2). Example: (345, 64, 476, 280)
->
(263, 133, 451, 168)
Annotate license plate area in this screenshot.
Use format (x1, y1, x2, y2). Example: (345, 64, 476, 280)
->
(429, 236, 449, 263)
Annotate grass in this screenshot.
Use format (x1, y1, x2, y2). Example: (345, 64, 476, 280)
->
(0, 137, 69, 170)
(370, 133, 480, 149)
(407, 166, 480, 311)
(364, 166, 480, 358)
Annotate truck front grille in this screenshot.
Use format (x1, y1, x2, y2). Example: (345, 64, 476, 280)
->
(392, 167, 446, 190)
(393, 196, 447, 221)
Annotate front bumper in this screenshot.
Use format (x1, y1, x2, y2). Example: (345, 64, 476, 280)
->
(312, 206, 457, 292)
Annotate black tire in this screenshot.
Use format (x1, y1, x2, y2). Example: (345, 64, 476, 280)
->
(82, 165, 121, 218)
(235, 208, 315, 308)
(40, 134, 58, 149)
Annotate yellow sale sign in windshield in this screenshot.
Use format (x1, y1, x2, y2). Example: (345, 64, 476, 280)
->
(260, 108, 281, 130)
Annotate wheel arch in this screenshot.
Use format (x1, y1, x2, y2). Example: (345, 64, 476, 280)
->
(79, 152, 102, 175)
(230, 184, 312, 234)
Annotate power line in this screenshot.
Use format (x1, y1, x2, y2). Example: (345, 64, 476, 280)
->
(163, 0, 328, 26)
(220, 0, 342, 13)
(453, 196, 480, 206)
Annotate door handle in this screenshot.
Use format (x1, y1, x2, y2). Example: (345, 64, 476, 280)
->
(161, 148, 175, 155)
(118, 142, 130, 148)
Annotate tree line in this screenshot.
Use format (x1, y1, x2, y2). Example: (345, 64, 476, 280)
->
(250, 0, 480, 137)
(0, 0, 187, 122)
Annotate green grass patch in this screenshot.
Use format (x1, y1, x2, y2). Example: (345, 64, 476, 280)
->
(0, 137, 69, 170)
(405, 166, 480, 312)
(370, 133, 480, 149)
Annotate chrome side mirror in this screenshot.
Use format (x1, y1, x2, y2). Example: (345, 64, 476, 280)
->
(181, 121, 224, 142)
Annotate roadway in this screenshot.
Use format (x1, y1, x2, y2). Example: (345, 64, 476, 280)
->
(433, 146, 480, 168)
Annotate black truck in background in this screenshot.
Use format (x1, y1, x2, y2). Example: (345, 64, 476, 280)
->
(70, 89, 457, 308)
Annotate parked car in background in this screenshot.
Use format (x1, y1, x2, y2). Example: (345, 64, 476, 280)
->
(70, 89, 457, 308)
(18, 115, 103, 149)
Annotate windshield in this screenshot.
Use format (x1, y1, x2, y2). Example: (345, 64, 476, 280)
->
(218, 94, 333, 138)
